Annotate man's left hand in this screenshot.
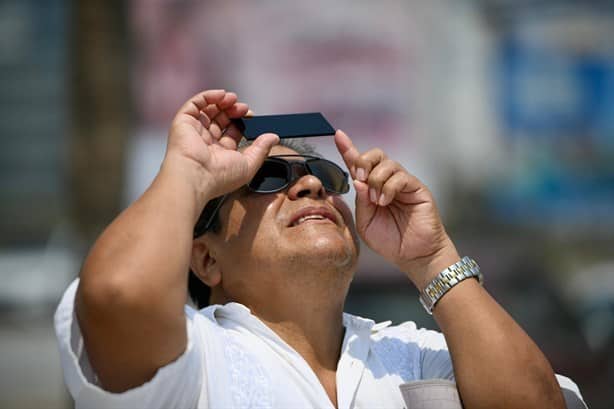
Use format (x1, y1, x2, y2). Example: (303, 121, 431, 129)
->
(335, 130, 460, 289)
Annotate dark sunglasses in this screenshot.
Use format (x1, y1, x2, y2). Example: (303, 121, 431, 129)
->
(248, 154, 350, 194)
(194, 155, 349, 236)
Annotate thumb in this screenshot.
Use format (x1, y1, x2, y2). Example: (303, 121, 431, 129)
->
(242, 133, 280, 176)
(352, 179, 376, 232)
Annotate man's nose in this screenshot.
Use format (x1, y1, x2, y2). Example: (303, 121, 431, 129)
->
(287, 168, 326, 199)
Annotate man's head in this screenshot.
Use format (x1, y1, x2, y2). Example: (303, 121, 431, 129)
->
(189, 139, 359, 309)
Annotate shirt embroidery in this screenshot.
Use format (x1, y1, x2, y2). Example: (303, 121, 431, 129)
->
(223, 331, 273, 408)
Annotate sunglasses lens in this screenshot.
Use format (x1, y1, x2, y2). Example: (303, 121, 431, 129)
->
(249, 160, 288, 192)
(307, 159, 349, 194)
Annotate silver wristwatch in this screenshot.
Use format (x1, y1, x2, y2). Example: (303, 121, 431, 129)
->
(419, 256, 483, 314)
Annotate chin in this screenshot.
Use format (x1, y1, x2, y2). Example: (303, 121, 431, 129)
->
(305, 235, 358, 271)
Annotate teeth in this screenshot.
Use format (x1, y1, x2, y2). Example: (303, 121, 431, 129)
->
(294, 214, 326, 226)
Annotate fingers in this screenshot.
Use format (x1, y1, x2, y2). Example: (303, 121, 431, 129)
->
(214, 102, 249, 149)
(213, 103, 249, 148)
(180, 89, 226, 118)
(241, 133, 280, 176)
(200, 93, 234, 122)
(334, 130, 360, 177)
(379, 172, 411, 206)
(371, 165, 425, 206)
(209, 92, 238, 126)
(351, 179, 377, 234)
(344, 140, 425, 207)
(225, 103, 249, 119)
(190, 91, 249, 146)
(354, 148, 386, 182)
(209, 102, 247, 136)
(217, 123, 243, 150)
(366, 159, 402, 205)
(185, 89, 248, 128)
(204, 92, 242, 133)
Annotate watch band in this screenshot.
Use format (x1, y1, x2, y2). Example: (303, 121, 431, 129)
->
(419, 256, 483, 314)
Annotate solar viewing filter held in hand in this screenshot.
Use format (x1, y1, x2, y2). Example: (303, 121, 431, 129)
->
(232, 113, 336, 140)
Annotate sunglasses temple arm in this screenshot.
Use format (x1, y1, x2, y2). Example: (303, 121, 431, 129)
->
(202, 194, 228, 233)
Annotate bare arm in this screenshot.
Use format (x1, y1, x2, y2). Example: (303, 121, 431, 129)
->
(334, 130, 566, 409)
(432, 261, 565, 408)
(75, 90, 278, 392)
(75, 162, 201, 392)
(409, 247, 566, 409)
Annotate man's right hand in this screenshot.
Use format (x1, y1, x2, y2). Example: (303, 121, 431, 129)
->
(163, 89, 279, 209)
(75, 89, 278, 393)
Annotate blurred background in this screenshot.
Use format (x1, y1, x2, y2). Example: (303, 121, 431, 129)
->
(0, 0, 612, 407)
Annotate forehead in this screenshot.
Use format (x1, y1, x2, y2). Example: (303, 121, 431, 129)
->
(238, 144, 300, 157)
(269, 145, 299, 156)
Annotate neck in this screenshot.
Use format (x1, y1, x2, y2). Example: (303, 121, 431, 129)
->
(244, 265, 352, 370)
(262, 299, 346, 369)
(255, 287, 347, 409)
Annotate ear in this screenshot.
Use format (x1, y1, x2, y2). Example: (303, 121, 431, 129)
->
(190, 238, 222, 287)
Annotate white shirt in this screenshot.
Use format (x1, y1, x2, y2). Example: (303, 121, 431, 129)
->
(55, 279, 584, 408)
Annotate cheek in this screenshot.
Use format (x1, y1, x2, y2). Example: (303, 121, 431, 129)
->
(222, 202, 247, 242)
(333, 197, 355, 229)
(252, 199, 284, 240)
(222, 195, 281, 246)
(333, 197, 360, 248)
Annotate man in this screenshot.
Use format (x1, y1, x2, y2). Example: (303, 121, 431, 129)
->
(55, 90, 585, 408)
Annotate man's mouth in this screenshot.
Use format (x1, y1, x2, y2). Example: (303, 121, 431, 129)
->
(292, 214, 328, 226)
(289, 207, 338, 227)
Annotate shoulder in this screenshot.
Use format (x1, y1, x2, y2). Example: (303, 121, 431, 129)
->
(340, 312, 447, 349)
(371, 320, 448, 351)
(341, 314, 454, 382)
(341, 313, 451, 382)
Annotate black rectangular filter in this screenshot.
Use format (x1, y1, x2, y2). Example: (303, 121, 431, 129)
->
(232, 112, 335, 140)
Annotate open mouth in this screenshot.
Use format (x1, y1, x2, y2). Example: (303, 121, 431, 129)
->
(289, 207, 338, 227)
(292, 214, 330, 226)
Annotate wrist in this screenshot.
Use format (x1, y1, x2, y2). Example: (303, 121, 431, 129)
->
(403, 238, 461, 292)
(157, 155, 217, 222)
(419, 256, 483, 314)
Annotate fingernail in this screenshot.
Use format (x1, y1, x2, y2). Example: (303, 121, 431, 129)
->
(378, 193, 387, 206)
(357, 168, 366, 181)
(369, 188, 377, 203)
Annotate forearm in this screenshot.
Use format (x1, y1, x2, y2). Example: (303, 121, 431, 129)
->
(78, 159, 207, 310)
(75, 159, 211, 391)
(426, 253, 566, 409)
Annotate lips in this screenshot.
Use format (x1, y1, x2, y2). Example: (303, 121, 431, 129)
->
(288, 206, 339, 227)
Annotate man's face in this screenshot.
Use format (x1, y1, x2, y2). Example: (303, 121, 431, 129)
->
(204, 145, 359, 304)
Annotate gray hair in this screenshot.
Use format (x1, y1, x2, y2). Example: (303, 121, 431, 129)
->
(238, 137, 319, 156)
